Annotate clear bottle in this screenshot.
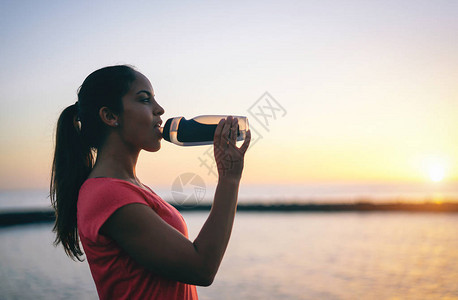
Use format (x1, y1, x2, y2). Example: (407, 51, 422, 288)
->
(161, 115, 249, 146)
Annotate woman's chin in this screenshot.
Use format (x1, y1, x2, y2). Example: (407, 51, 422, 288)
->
(144, 142, 161, 152)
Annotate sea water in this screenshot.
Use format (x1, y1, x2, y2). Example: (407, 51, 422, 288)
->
(1, 212, 457, 299)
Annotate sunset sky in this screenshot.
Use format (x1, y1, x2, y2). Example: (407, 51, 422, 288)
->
(0, 0, 457, 192)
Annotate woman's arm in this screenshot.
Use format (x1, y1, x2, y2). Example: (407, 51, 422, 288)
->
(100, 117, 251, 286)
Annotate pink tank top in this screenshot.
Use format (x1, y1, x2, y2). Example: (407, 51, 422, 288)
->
(77, 177, 198, 300)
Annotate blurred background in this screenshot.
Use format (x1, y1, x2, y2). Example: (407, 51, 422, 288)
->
(1, 0, 457, 299)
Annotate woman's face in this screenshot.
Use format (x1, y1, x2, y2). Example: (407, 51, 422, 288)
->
(118, 72, 165, 152)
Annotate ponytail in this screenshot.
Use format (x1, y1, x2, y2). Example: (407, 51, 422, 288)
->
(50, 103, 93, 261)
(50, 65, 137, 261)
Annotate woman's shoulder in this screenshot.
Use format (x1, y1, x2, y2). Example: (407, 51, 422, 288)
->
(77, 178, 150, 242)
(79, 177, 147, 202)
(78, 177, 154, 217)
(81, 177, 137, 191)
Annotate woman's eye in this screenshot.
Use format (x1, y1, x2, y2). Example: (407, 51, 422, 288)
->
(142, 98, 151, 103)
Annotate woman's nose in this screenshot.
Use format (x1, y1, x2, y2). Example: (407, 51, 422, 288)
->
(154, 104, 165, 116)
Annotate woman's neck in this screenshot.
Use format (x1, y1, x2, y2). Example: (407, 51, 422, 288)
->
(89, 140, 140, 184)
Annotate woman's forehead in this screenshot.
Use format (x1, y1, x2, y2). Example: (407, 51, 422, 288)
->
(131, 72, 154, 94)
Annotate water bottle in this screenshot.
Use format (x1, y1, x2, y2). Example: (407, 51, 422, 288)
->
(160, 115, 249, 146)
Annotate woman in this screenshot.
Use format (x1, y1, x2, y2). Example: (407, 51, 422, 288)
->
(50, 65, 251, 299)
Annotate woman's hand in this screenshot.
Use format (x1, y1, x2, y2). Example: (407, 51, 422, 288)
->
(213, 116, 251, 181)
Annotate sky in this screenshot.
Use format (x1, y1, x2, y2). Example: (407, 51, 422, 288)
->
(0, 0, 457, 192)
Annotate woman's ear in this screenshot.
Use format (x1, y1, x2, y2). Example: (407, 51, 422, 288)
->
(99, 106, 119, 127)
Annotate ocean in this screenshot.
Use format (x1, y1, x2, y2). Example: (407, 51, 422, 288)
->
(1, 212, 457, 299)
(0, 186, 457, 299)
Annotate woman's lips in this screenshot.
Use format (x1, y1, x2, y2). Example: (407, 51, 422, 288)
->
(154, 120, 163, 138)
(155, 126, 163, 139)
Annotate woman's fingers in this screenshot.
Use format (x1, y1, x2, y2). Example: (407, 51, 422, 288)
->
(214, 116, 233, 156)
(222, 117, 232, 140)
(229, 118, 238, 146)
(215, 116, 250, 156)
(213, 118, 225, 149)
(239, 129, 251, 154)
(213, 116, 251, 178)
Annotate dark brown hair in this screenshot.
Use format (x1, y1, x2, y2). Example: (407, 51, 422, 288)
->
(50, 65, 137, 261)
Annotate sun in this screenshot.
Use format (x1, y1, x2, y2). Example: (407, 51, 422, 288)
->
(428, 163, 445, 182)
(418, 155, 449, 183)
